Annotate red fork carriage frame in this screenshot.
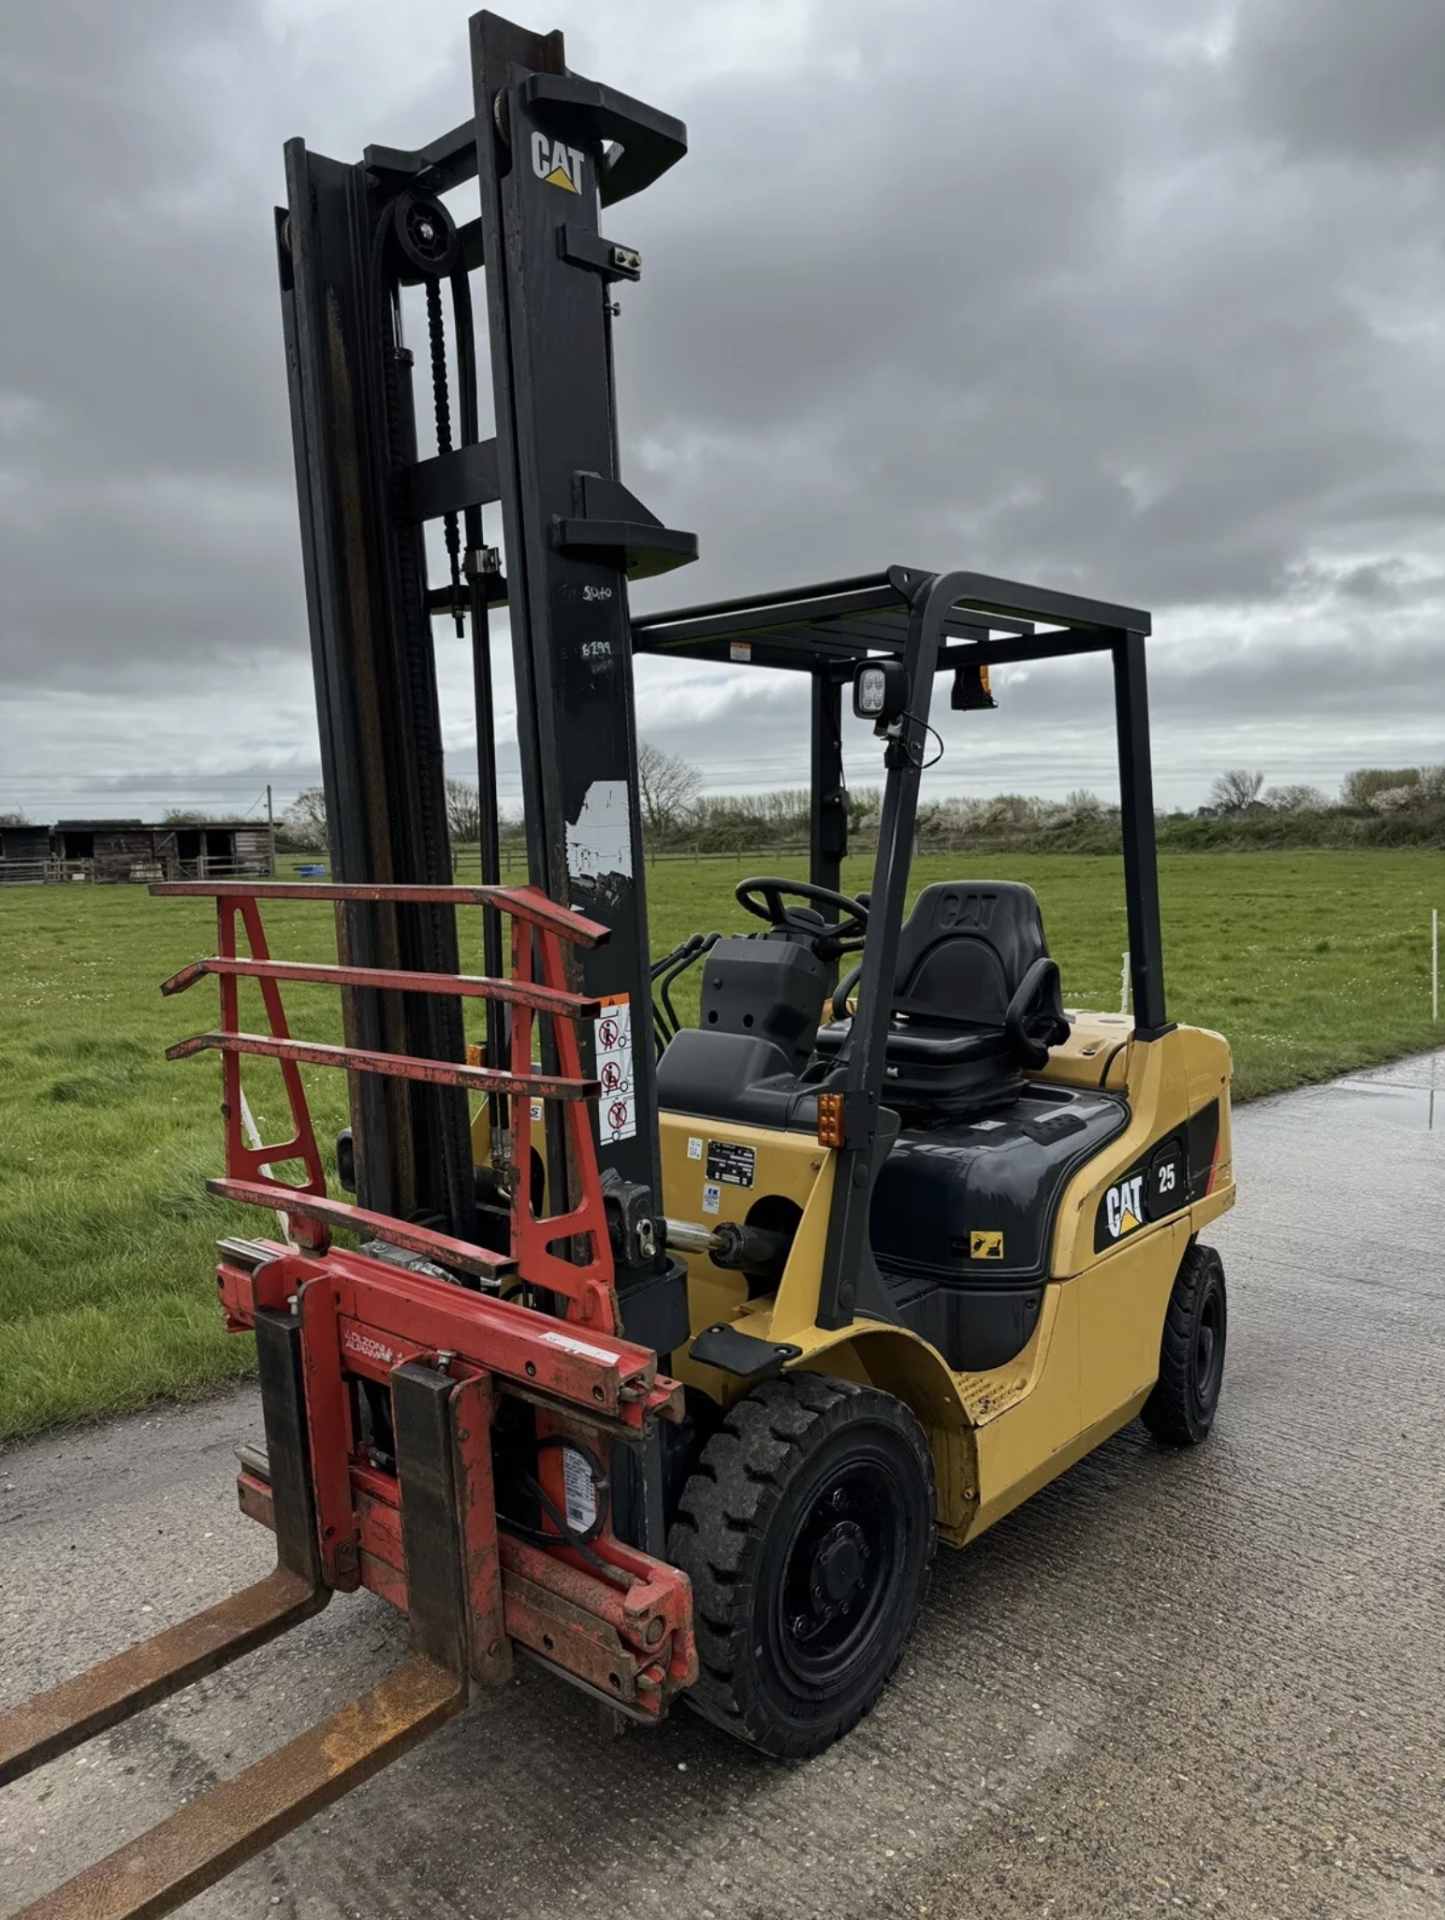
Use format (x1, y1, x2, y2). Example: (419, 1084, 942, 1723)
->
(0, 879, 695, 1920)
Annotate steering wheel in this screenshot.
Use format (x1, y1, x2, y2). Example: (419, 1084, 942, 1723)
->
(735, 877, 870, 953)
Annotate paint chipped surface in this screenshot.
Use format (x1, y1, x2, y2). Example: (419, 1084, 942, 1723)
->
(565, 781, 633, 901)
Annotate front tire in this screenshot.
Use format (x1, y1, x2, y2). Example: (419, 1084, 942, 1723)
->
(1141, 1240, 1227, 1446)
(669, 1373, 936, 1759)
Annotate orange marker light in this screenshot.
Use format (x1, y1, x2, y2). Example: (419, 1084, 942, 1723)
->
(817, 1092, 845, 1150)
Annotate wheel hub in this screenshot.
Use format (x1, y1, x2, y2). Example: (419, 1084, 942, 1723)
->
(813, 1520, 867, 1609)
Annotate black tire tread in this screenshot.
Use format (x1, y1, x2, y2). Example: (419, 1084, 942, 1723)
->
(1141, 1239, 1226, 1446)
(669, 1373, 935, 1757)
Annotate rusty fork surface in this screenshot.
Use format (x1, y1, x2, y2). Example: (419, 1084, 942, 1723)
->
(0, 1569, 326, 1791)
(0, 1339, 476, 1920)
(8, 1657, 465, 1920)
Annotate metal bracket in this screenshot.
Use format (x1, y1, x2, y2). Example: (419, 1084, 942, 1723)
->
(558, 224, 641, 281)
(553, 473, 698, 580)
(688, 1323, 802, 1381)
(518, 71, 687, 206)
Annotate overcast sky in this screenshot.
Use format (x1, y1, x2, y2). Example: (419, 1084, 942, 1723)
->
(1, 0, 1441, 825)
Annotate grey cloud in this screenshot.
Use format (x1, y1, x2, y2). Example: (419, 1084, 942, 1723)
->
(1231, 0, 1445, 164)
(0, 0, 1441, 812)
(619, 0, 1443, 626)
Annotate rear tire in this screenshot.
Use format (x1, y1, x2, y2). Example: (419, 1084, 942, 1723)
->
(1141, 1240, 1227, 1446)
(668, 1373, 936, 1758)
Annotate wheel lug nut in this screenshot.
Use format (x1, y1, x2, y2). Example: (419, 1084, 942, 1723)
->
(831, 1488, 848, 1511)
(791, 1614, 809, 1635)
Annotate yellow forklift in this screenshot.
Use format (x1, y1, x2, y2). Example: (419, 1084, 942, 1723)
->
(632, 571, 1235, 1755)
(0, 12, 1233, 1913)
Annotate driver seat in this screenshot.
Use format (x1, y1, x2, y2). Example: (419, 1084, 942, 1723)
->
(811, 881, 1069, 1122)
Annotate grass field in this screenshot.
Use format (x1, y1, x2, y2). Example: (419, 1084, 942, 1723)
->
(1, 849, 1441, 1442)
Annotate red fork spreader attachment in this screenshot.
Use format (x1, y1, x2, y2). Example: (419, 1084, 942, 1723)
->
(0, 882, 696, 1920)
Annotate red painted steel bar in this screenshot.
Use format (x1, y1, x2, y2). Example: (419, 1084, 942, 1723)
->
(161, 953, 600, 1018)
(213, 895, 329, 1245)
(168, 1029, 597, 1102)
(209, 1181, 516, 1279)
(505, 916, 615, 1312)
(237, 1471, 697, 1717)
(223, 1245, 677, 1422)
(150, 879, 609, 947)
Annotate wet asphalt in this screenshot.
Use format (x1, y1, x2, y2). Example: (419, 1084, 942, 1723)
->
(2, 1048, 1443, 1919)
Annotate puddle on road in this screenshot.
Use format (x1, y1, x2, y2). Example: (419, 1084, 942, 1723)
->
(1327, 1076, 1442, 1132)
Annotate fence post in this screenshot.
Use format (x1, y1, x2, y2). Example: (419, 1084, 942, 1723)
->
(1433, 908, 1439, 1024)
(1120, 950, 1131, 1016)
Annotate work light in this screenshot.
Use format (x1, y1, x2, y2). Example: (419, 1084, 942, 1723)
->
(853, 659, 908, 730)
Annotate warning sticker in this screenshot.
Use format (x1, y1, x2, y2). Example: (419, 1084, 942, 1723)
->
(594, 993, 636, 1142)
(707, 1140, 756, 1187)
(562, 1446, 597, 1533)
(702, 1182, 722, 1215)
(687, 1136, 703, 1161)
(970, 1230, 1005, 1260)
(729, 641, 752, 663)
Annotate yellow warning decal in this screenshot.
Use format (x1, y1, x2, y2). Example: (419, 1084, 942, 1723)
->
(970, 1230, 1005, 1260)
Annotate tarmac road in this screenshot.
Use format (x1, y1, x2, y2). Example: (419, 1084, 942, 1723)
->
(3, 1048, 1444, 1920)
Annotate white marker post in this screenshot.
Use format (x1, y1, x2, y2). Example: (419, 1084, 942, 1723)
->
(1121, 950, 1131, 1016)
(239, 1087, 295, 1243)
(1433, 909, 1439, 1024)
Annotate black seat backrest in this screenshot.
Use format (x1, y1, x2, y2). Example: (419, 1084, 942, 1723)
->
(894, 881, 1061, 1028)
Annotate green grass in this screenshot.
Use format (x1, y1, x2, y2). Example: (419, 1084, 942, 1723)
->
(2, 849, 1441, 1441)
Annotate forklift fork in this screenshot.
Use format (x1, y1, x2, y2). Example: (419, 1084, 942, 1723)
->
(0, 1313, 486, 1920)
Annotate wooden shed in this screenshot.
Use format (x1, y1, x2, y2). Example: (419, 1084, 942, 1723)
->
(152, 821, 272, 879)
(52, 820, 160, 882)
(0, 819, 273, 884)
(0, 823, 53, 881)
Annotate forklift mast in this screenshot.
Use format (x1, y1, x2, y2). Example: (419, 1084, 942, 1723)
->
(278, 12, 693, 1288)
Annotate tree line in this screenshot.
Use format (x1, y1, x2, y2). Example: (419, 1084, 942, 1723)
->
(126, 750, 1444, 857)
(1205, 766, 1445, 815)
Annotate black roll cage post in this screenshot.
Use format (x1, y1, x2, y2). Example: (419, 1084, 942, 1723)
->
(632, 565, 1171, 1329)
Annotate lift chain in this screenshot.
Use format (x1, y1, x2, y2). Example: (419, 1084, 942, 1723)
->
(425, 274, 466, 638)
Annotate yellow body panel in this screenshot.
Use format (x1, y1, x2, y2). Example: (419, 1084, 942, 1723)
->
(1049, 1021, 1233, 1275)
(1037, 1010, 1134, 1087)
(657, 1014, 1236, 1552)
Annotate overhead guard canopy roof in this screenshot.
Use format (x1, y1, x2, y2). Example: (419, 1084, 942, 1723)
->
(632, 566, 1152, 675)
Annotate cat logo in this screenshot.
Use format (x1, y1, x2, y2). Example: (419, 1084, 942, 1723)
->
(1104, 1173, 1145, 1240)
(937, 890, 996, 932)
(970, 1230, 1005, 1260)
(531, 130, 585, 194)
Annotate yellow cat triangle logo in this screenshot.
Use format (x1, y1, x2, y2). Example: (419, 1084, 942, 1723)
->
(543, 164, 579, 193)
(1119, 1208, 1140, 1234)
